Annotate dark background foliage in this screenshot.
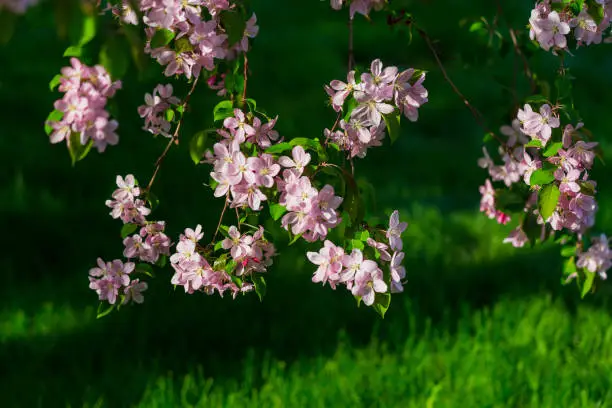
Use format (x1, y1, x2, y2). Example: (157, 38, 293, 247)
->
(2, 0, 612, 406)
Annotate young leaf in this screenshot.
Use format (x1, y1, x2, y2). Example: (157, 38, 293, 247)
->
(220, 11, 246, 46)
(49, 74, 62, 91)
(252, 275, 267, 302)
(372, 292, 391, 318)
(269, 203, 287, 221)
(96, 302, 116, 319)
(213, 100, 234, 122)
(581, 271, 596, 298)
(529, 168, 556, 186)
(383, 111, 401, 144)
(63, 45, 83, 57)
(543, 142, 563, 158)
(189, 130, 210, 165)
(135, 263, 154, 278)
(560, 245, 576, 257)
(44, 110, 64, 135)
(264, 142, 293, 154)
(538, 184, 560, 220)
(121, 223, 138, 239)
(150, 28, 175, 48)
(99, 35, 131, 79)
(524, 139, 543, 149)
(68, 134, 94, 166)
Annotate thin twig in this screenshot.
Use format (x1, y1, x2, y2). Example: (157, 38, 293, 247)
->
(145, 76, 200, 193)
(495, 0, 537, 93)
(212, 193, 230, 243)
(416, 27, 505, 145)
(348, 17, 355, 71)
(242, 52, 248, 104)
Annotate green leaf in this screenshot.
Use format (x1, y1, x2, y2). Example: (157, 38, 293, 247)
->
(213, 100, 235, 122)
(524, 94, 549, 104)
(360, 230, 370, 241)
(482, 132, 495, 143)
(469, 21, 484, 33)
(372, 292, 391, 318)
(68, 134, 94, 166)
(49, 74, 62, 91)
(581, 270, 596, 298)
(224, 260, 237, 274)
(529, 168, 556, 186)
(156, 255, 167, 268)
(524, 139, 543, 149)
(214, 240, 224, 252)
(78, 15, 97, 46)
(165, 108, 175, 123)
(563, 256, 577, 276)
(45, 110, 64, 135)
(174, 37, 193, 54)
(121, 223, 138, 239)
(538, 184, 560, 220)
(220, 11, 246, 46)
(269, 203, 287, 221)
(135, 263, 154, 278)
(99, 35, 131, 79)
(264, 142, 293, 154)
(289, 232, 303, 246)
(63, 45, 83, 57)
(253, 275, 267, 302)
(350, 239, 365, 250)
(246, 98, 257, 112)
(150, 28, 175, 48)
(560, 245, 576, 257)
(543, 142, 563, 158)
(189, 130, 210, 165)
(146, 191, 160, 211)
(343, 97, 358, 121)
(96, 302, 116, 319)
(383, 111, 401, 144)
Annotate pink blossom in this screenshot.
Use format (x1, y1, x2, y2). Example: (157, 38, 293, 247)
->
(386, 210, 407, 251)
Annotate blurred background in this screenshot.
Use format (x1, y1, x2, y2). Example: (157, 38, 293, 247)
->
(2, 0, 612, 406)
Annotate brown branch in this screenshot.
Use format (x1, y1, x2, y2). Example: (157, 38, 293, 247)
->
(416, 27, 504, 145)
(495, 0, 537, 93)
(242, 52, 249, 104)
(348, 17, 355, 71)
(212, 193, 230, 243)
(145, 75, 201, 194)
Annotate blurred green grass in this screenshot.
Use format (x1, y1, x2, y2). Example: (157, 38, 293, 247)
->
(1, 0, 612, 407)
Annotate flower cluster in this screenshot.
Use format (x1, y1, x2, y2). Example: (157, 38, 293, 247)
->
(112, 0, 258, 79)
(205, 109, 282, 210)
(170, 224, 276, 297)
(529, 1, 612, 52)
(89, 175, 172, 305)
(137, 84, 181, 137)
(577, 234, 612, 279)
(47, 58, 122, 153)
(89, 258, 148, 305)
(123, 221, 172, 264)
(277, 146, 344, 242)
(105, 175, 151, 224)
(0, 0, 37, 14)
(324, 59, 428, 158)
(330, 0, 386, 19)
(478, 102, 599, 249)
(307, 211, 408, 306)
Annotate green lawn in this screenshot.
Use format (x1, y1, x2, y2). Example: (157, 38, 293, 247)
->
(1, 0, 612, 407)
